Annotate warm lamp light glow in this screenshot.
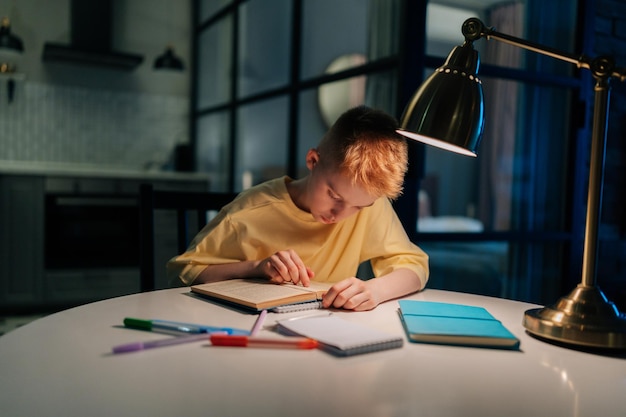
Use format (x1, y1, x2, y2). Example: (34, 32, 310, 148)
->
(396, 129, 477, 157)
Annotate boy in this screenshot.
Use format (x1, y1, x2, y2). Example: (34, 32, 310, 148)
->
(167, 106, 428, 311)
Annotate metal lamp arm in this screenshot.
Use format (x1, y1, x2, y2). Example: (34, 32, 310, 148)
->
(461, 18, 626, 82)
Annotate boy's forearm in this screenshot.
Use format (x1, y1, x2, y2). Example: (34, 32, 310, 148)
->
(368, 268, 424, 304)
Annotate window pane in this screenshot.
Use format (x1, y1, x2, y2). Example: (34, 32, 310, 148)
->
(426, 0, 578, 76)
(238, 0, 292, 98)
(421, 240, 565, 304)
(317, 62, 367, 127)
(508, 241, 566, 304)
(364, 69, 397, 117)
(196, 111, 230, 191)
(235, 97, 289, 191)
(511, 82, 572, 233)
(421, 241, 509, 298)
(301, 0, 399, 80)
(421, 147, 479, 219)
(420, 76, 571, 233)
(297, 69, 397, 176)
(318, 69, 397, 129)
(198, 0, 231, 23)
(298, 89, 328, 177)
(197, 17, 232, 110)
(426, 2, 478, 58)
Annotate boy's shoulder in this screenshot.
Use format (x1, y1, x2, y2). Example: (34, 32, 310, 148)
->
(229, 177, 289, 210)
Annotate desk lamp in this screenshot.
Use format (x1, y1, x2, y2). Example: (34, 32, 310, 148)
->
(397, 18, 626, 350)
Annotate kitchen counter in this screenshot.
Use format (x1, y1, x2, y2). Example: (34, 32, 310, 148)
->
(0, 160, 210, 182)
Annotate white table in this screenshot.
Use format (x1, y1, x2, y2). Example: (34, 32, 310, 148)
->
(1, 288, 624, 417)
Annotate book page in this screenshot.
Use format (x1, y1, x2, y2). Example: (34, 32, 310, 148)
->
(192, 278, 331, 304)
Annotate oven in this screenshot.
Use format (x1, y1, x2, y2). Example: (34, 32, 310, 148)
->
(45, 193, 140, 270)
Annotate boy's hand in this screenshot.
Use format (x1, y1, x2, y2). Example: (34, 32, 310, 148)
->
(256, 249, 314, 286)
(322, 277, 380, 311)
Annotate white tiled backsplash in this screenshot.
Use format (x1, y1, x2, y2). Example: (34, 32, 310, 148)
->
(0, 81, 189, 171)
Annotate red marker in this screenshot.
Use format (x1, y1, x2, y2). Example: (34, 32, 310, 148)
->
(210, 334, 318, 350)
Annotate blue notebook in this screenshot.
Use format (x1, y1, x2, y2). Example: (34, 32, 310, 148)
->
(398, 300, 520, 350)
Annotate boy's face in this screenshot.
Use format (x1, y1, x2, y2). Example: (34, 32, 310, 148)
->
(304, 149, 378, 224)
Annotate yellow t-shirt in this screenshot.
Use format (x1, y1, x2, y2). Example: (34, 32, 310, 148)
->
(167, 177, 429, 286)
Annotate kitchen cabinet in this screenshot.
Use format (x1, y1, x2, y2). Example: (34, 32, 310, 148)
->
(0, 175, 45, 308)
(0, 167, 209, 313)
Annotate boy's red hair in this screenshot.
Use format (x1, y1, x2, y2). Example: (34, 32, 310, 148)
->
(317, 106, 408, 199)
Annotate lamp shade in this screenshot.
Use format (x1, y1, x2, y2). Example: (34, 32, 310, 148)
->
(153, 46, 184, 71)
(397, 41, 484, 157)
(0, 17, 24, 53)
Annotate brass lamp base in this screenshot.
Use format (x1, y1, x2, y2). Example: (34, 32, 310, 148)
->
(523, 285, 626, 350)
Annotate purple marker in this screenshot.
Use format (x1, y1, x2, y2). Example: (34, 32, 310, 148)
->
(112, 333, 218, 354)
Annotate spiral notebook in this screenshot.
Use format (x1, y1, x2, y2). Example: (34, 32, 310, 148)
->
(276, 314, 403, 356)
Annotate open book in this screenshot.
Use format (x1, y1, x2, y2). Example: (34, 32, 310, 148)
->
(398, 300, 520, 350)
(191, 278, 332, 312)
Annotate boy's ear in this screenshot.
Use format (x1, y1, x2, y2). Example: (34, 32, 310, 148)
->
(305, 148, 320, 170)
